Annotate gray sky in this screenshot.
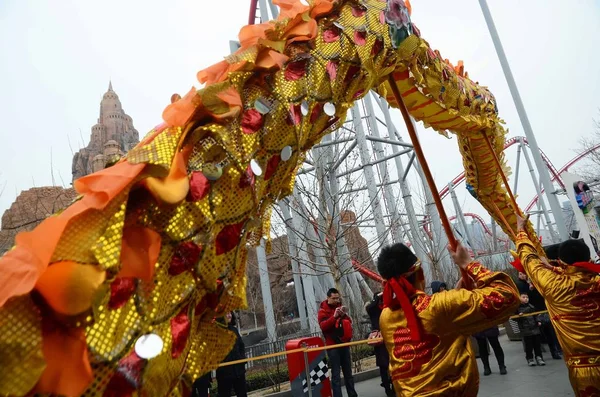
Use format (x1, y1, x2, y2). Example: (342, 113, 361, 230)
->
(1, 0, 599, 233)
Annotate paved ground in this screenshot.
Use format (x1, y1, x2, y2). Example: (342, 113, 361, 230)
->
(344, 335, 574, 397)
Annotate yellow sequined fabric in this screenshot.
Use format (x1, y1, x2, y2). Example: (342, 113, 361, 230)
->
(380, 262, 519, 396)
(0, 0, 535, 395)
(516, 231, 600, 396)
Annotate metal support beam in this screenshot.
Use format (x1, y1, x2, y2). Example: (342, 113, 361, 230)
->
(313, 137, 355, 149)
(315, 136, 359, 310)
(491, 217, 498, 251)
(278, 200, 309, 330)
(351, 103, 389, 246)
(340, 179, 400, 196)
(336, 149, 411, 178)
(363, 93, 403, 243)
(478, 0, 569, 240)
(289, 206, 320, 333)
(365, 135, 412, 147)
(376, 95, 429, 268)
(513, 142, 522, 195)
(449, 183, 475, 250)
(256, 239, 278, 341)
(520, 139, 558, 243)
(402, 153, 416, 182)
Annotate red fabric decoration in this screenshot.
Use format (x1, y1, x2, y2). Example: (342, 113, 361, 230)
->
(238, 164, 255, 189)
(108, 278, 136, 310)
(323, 27, 340, 43)
(310, 103, 323, 123)
(284, 59, 308, 81)
(264, 154, 281, 181)
(344, 65, 361, 84)
(170, 307, 191, 358)
(351, 5, 366, 17)
(371, 38, 384, 56)
(288, 104, 302, 126)
(509, 258, 525, 273)
(187, 171, 210, 202)
(353, 89, 365, 99)
(169, 241, 203, 276)
(353, 30, 367, 46)
(215, 220, 246, 255)
(383, 277, 423, 342)
(241, 109, 264, 134)
(195, 279, 224, 315)
(103, 351, 146, 397)
(326, 60, 338, 81)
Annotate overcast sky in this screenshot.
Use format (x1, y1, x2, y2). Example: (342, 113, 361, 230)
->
(1, 0, 599, 237)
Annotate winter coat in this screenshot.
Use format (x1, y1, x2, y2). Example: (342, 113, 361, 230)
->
(318, 300, 353, 346)
(515, 303, 541, 337)
(473, 325, 500, 340)
(517, 279, 548, 317)
(430, 281, 447, 293)
(365, 293, 390, 368)
(216, 325, 246, 380)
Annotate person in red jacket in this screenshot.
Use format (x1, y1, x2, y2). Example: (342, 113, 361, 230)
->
(318, 288, 357, 397)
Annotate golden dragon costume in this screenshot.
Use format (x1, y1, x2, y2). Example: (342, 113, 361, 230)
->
(516, 231, 600, 396)
(0, 0, 543, 395)
(380, 261, 518, 396)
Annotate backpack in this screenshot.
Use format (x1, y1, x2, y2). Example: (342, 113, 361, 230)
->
(333, 317, 353, 343)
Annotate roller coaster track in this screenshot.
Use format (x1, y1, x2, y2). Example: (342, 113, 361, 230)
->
(524, 143, 600, 212)
(438, 136, 564, 200)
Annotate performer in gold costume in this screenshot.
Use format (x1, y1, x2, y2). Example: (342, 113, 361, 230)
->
(377, 242, 519, 396)
(515, 215, 600, 396)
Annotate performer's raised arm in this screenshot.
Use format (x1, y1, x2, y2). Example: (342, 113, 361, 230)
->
(435, 244, 520, 336)
(514, 215, 560, 297)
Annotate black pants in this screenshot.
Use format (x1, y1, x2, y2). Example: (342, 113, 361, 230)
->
(217, 377, 246, 397)
(374, 345, 392, 392)
(540, 322, 561, 354)
(523, 335, 543, 360)
(476, 336, 505, 368)
(328, 346, 357, 397)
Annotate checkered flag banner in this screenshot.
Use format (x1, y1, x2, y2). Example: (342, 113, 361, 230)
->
(302, 359, 329, 393)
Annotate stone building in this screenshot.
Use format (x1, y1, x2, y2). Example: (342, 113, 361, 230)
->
(0, 187, 78, 254)
(71, 82, 139, 180)
(1, 82, 139, 253)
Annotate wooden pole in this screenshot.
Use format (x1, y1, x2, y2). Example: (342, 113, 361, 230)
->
(386, 76, 471, 286)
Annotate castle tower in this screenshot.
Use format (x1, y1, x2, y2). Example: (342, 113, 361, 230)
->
(72, 82, 140, 181)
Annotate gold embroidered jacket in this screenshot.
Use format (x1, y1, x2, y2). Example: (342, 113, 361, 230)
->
(380, 262, 519, 396)
(516, 230, 600, 396)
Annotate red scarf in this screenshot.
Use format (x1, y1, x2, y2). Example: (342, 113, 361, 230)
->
(571, 261, 600, 273)
(383, 276, 423, 342)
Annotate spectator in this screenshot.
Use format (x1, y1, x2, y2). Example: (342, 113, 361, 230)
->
(473, 326, 507, 375)
(365, 292, 394, 396)
(430, 281, 447, 293)
(515, 271, 561, 359)
(318, 288, 357, 397)
(216, 312, 247, 397)
(515, 293, 545, 367)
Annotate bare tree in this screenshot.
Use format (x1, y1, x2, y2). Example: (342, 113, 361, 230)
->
(575, 110, 600, 180)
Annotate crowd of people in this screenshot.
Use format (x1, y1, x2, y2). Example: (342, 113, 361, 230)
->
(192, 216, 598, 397)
